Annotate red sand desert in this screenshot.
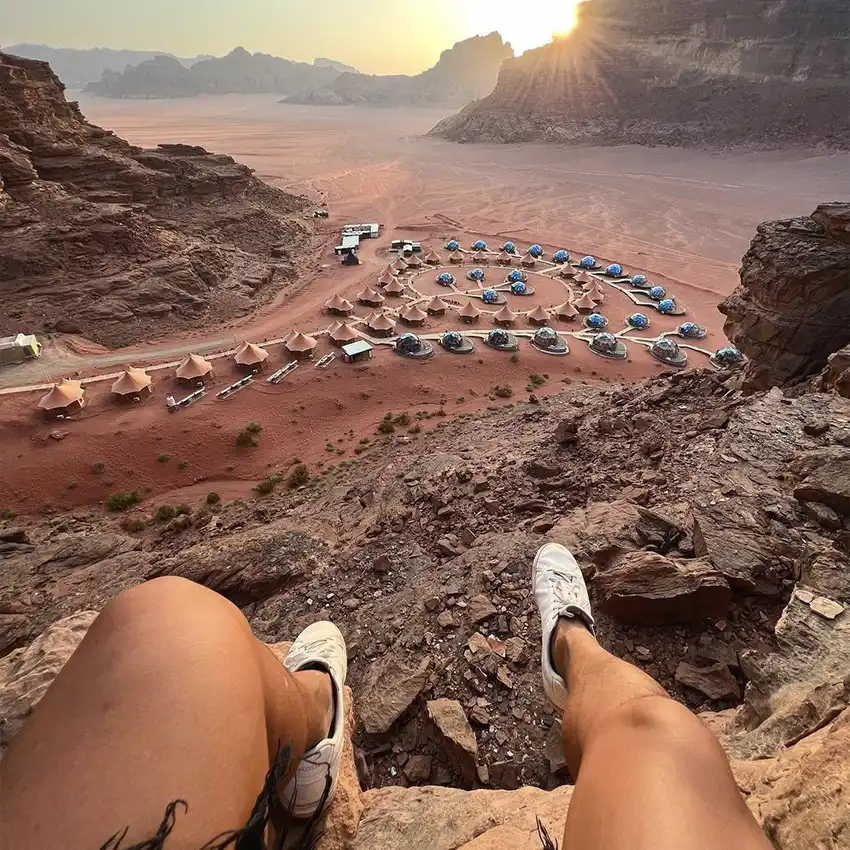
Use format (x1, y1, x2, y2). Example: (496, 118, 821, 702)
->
(0, 96, 845, 515)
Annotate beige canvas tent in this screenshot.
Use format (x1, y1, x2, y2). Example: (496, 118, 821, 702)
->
(111, 367, 153, 398)
(400, 304, 427, 326)
(497, 250, 513, 265)
(38, 378, 85, 416)
(527, 305, 551, 325)
(325, 294, 354, 315)
(493, 305, 518, 326)
(377, 271, 396, 287)
(574, 292, 598, 312)
(424, 249, 442, 265)
(521, 253, 537, 268)
(405, 253, 423, 269)
(234, 342, 270, 368)
(473, 250, 489, 263)
(425, 296, 448, 316)
(555, 301, 579, 320)
(381, 263, 399, 277)
(366, 312, 395, 337)
(449, 250, 465, 265)
(559, 265, 576, 278)
(285, 332, 318, 358)
(176, 354, 213, 383)
(358, 286, 385, 306)
(329, 322, 360, 345)
(383, 278, 406, 297)
(391, 257, 409, 272)
(575, 270, 594, 285)
(458, 302, 481, 323)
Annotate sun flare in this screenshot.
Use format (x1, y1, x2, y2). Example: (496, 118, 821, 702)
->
(464, 0, 582, 55)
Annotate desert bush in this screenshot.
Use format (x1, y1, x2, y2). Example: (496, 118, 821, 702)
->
(91, 462, 105, 474)
(255, 474, 283, 495)
(392, 412, 410, 426)
(155, 505, 176, 522)
(245, 421, 263, 434)
(377, 419, 395, 434)
(120, 516, 146, 533)
(105, 491, 141, 512)
(206, 492, 221, 505)
(529, 374, 546, 387)
(288, 464, 310, 489)
(236, 430, 258, 447)
(157, 454, 170, 463)
(493, 384, 514, 398)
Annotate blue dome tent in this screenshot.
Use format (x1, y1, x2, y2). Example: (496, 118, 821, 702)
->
(678, 322, 706, 339)
(442, 331, 463, 349)
(437, 272, 455, 286)
(658, 298, 676, 314)
(467, 268, 486, 282)
(606, 263, 623, 277)
(650, 337, 687, 367)
(510, 281, 528, 295)
(589, 332, 627, 359)
(585, 313, 608, 330)
(445, 239, 460, 251)
(649, 286, 666, 301)
(482, 289, 498, 304)
(710, 346, 745, 368)
(507, 270, 525, 283)
(631, 274, 648, 288)
(501, 241, 517, 253)
(580, 256, 596, 269)
(628, 313, 650, 329)
(488, 328, 509, 346)
(528, 244, 544, 258)
(396, 333, 420, 354)
(472, 239, 487, 251)
(553, 250, 570, 264)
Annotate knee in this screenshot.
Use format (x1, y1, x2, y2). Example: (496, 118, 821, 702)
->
(602, 695, 716, 752)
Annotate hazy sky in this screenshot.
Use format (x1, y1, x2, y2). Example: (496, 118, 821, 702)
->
(1, 0, 582, 75)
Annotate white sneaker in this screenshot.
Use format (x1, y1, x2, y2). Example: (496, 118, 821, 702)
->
(281, 621, 348, 819)
(533, 542, 595, 710)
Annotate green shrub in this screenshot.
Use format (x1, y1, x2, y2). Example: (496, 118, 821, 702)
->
(359, 437, 370, 445)
(493, 384, 513, 398)
(157, 454, 170, 463)
(409, 424, 422, 435)
(255, 474, 283, 495)
(155, 505, 176, 522)
(1, 509, 16, 520)
(206, 492, 221, 505)
(245, 421, 263, 434)
(392, 412, 410, 426)
(91, 462, 105, 474)
(105, 491, 141, 512)
(529, 374, 546, 387)
(288, 464, 310, 489)
(120, 516, 146, 533)
(175, 504, 191, 516)
(177, 460, 187, 470)
(236, 430, 258, 447)
(510, 352, 519, 364)
(289, 457, 302, 466)
(377, 419, 395, 434)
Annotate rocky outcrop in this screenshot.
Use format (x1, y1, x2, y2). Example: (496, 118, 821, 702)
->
(85, 46, 341, 99)
(430, 1, 850, 148)
(720, 203, 850, 391)
(0, 51, 311, 347)
(285, 34, 512, 109)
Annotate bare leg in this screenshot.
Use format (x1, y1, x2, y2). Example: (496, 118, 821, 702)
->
(554, 620, 770, 850)
(1, 577, 334, 850)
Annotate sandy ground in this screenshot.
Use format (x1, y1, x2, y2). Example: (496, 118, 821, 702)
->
(1, 94, 845, 515)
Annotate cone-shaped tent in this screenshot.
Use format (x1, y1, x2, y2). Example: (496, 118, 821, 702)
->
(358, 286, 385, 306)
(400, 304, 427, 325)
(424, 249, 441, 265)
(383, 278, 406, 296)
(588, 290, 605, 305)
(575, 270, 594, 285)
(521, 253, 537, 268)
(366, 311, 396, 337)
(38, 378, 85, 414)
(573, 292, 598, 312)
(285, 332, 318, 357)
(234, 342, 269, 367)
(406, 252, 423, 268)
(329, 322, 359, 345)
(391, 257, 409, 272)
(325, 293, 354, 314)
(527, 305, 551, 325)
(560, 265, 576, 278)
(493, 305, 518, 326)
(377, 271, 396, 287)
(176, 353, 213, 382)
(111, 367, 152, 397)
(449, 250, 465, 264)
(381, 263, 399, 277)
(497, 250, 513, 265)
(458, 301, 481, 323)
(473, 250, 489, 263)
(426, 296, 448, 315)
(555, 301, 579, 320)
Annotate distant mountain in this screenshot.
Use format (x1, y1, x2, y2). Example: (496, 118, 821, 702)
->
(430, 0, 850, 149)
(84, 46, 341, 98)
(1, 44, 206, 88)
(314, 57, 360, 74)
(285, 33, 513, 108)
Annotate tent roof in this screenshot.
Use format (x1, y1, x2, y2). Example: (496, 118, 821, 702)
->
(473, 250, 488, 261)
(384, 279, 406, 294)
(377, 272, 396, 286)
(358, 286, 385, 303)
(575, 270, 594, 284)
(406, 253, 422, 265)
(426, 296, 447, 311)
(401, 304, 427, 321)
(498, 250, 513, 260)
(175, 353, 213, 380)
(458, 301, 481, 318)
(234, 342, 269, 366)
(285, 332, 318, 352)
(381, 263, 399, 277)
(527, 305, 551, 322)
(392, 257, 409, 270)
(493, 305, 518, 322)
(560, 265, 576, 277)
(111, 367, 152, 395)
(521, 253, 537, 265)
(326, 293, 353, 311)
(330, 322, 359, 342)
(574, 292, 598, 310)
(367, 312, 395, 331)
(38, 378, 85, 410)
(449, 250, 465, 261)
(555, 301, 579, 317)
(424, 249, 441, 261)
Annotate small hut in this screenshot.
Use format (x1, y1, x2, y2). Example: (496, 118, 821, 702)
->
(425, 296, 448, 316)
(526, 305, 551, 326)
(342, 251, 360, 266)
(358, 287, 385, 307)
(405, 252, 423, 270)
(176, 353, 213, 385)
(449, 250, 465, 265)
(555, 301, 579, 321)
(400, 304, 427, 327)
(496, 250, 513, 266)
(458, 302, 481, 324)
(377, 271, 396, 287)
(383, 278, 406, 297)
(573, 292, 597, 312)
(493, 305, 518, 327)
(391, 257, 409, 273)
(473, 250, 489, 264)
(325, 293, 354, 315)
(38, 378, 85, 418)
(329, 322, 360, 346)
(521, 253, 537, 268)
(575, 270, 594, 286)
(424, 249, 442, 265)
(111, 367, 152, 401)
(285, 332, 318, 359)
(366, 311, 396, 338)
(559, 265, 576, 279)
(381, 263, 399, 278)
(588, 290, 605, 306)
(233, 342, 269, 371)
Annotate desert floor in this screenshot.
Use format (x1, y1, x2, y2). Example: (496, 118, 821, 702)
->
(0, 95, 845, 515)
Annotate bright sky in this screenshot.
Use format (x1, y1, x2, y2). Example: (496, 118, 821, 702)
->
(0, 0, 582, 75)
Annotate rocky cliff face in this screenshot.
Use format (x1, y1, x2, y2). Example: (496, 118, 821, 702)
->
(0, 52, 311, 347)
(285, 34, 513, 108)
(430, 0, 850, 148)
(85, 46, 342, 99)
(720, 203, 850, 391)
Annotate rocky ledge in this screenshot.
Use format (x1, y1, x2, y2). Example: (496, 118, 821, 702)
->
(0, 52, 312, 348)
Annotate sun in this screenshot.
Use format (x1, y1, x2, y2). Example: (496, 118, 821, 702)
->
(464, 0, 582, 55)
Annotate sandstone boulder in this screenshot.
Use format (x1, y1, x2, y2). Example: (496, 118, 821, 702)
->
(358, 654, 432, 735)
(427, 699, 478, 787)
(595, 552, 732, 626)
(675, 661, 741, 701)
(793, 453, 850, 516)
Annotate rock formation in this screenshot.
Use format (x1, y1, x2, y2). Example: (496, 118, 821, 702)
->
(720, 202, 850, 391)
(85, 46, 343, 99)
(1, 44, 209, 89)
(430, 0, 850, 148)
(285, 34, 512, 108)
(0, 51, 311, 347)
